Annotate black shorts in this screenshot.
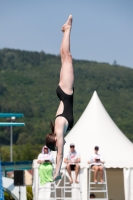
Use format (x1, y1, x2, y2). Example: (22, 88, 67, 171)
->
(70, 164, 76, 171)
(91, 165, 94, 169)
(91, 164, 102, 169)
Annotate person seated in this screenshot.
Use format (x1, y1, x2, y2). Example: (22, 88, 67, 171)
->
(90, 193, 96, 198)
(88, 146, 104, 183)
(64, 143, 80, 184)
(37, 145, 54, 185)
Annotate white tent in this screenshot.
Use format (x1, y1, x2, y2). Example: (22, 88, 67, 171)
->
(63, 91, 133, 200)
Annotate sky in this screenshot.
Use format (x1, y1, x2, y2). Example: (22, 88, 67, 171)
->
(0, 0, 133, 68)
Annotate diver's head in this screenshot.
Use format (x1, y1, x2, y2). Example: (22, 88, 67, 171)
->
(45, 122, 57, 151)
(45, 132, 57, 151)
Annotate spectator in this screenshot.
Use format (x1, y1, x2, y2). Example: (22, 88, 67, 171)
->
(88, 146, 104, 183)
(90, 193, 96, 198)
(37, 145, 54, 185)
(64, 143, 80, 184)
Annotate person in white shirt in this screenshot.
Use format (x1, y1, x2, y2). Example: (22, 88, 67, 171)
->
(64, 143, 80, 184)
(37, 146, 54, 185)
(88, 146, 104, 183)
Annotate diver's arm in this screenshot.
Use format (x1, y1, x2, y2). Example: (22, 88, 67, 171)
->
(54, 129, 64, 177)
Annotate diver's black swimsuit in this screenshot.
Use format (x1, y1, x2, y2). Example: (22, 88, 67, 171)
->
(55, 85, 74, 131)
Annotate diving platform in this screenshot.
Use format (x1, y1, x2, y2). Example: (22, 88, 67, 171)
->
(0, 123, 25, 126)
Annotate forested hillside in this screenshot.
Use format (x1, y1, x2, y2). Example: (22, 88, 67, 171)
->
(0, 48, 133, 161)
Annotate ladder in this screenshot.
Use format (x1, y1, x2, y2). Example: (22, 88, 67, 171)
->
(63, 168, 82, 200)
(33, 160, 83, 200)
(88, 167, 108, 200)
(35, 169, 82, 200)
(38, 181, 56, 200)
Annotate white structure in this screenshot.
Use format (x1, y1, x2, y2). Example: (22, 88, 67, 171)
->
(33, 91, 133, 200)
(63, 91, 133, 200)
(33, 160, 83, 200)
(2, 177, 26, 200)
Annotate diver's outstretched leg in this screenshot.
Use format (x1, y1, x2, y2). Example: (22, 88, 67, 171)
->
(56, 15, 74, 117)
(59, 15, 74, 95)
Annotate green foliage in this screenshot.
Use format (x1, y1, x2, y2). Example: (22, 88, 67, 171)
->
(13, 144, 42, 161)
(0, 48, 133, 161)
(1, 146, 10, 161)
(4, 191, 15, 200)
(1, 144, 42, 161)
(26, 186, 33, 200)
(4, 187, 33, 200)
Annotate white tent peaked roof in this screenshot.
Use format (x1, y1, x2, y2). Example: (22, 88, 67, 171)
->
(64, 91, 133, 168)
